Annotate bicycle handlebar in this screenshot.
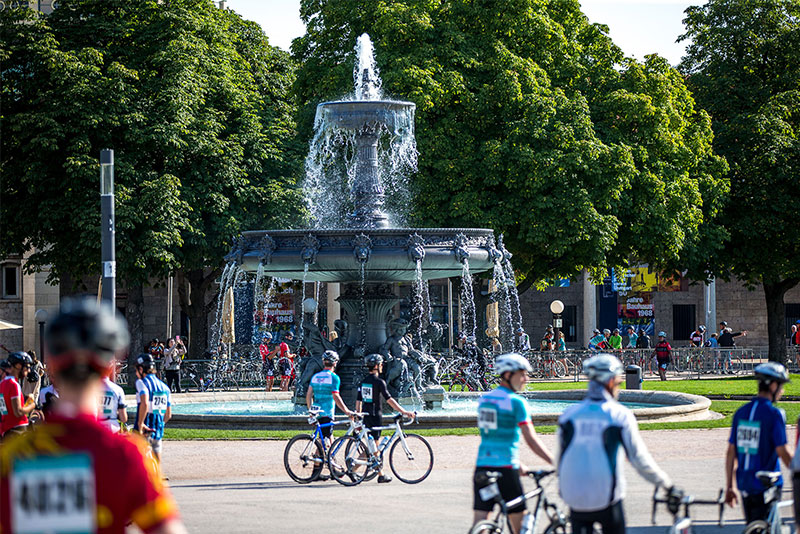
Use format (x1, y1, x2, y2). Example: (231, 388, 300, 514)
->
(651, 487, 725, 527)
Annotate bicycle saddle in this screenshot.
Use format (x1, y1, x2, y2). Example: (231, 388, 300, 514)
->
(755, 471, 781, 488)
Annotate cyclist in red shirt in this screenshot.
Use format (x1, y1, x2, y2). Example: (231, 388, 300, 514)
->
(653, 332, 672, 381)
(0, 351, 36, 440)
(0, 298, 187, 534)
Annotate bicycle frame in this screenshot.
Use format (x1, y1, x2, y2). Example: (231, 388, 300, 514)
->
(475, 470, 559, 534)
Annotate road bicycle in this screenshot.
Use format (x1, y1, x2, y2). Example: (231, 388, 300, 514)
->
(742, 471, 793, 534)
(283, 408, 361, 484)
(328, 412, 434, 486)
(651, 486, 724, 534)
(470, 469, 567, 534)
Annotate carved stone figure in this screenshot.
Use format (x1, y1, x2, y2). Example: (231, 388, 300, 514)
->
(380, 317, 439, 396)
(380, 318, 413, 398)
(292, 322, 333, 402)
(332, 319, 353, 361)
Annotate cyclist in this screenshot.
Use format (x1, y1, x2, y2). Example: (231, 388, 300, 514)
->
(135, 353, 172, 463)
(690, 325, 705, 347)
(99, 373, 128, 432)
(516, 328, 531, 351)
(0, 297, 186, 534)
(608, 329, 623, 350)
(0, 351, 36, 440)
(588, 329, 607, 351)
(260, 332, 276, 391)
(625, 326, 638, 349)
(306, 350, 354, 446)
(653, 331, 671, 381)
(558, 354, 673, 534)
(355, 353, 414, 483)
(725, 362, 791, 522)
(473, 353, 553, 534)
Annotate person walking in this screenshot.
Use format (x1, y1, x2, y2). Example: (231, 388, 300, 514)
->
(558, 354, 674, 534)
(135, 354, 172, 463)
(163, 336, 186, 393)
(653, 332, 672, 381)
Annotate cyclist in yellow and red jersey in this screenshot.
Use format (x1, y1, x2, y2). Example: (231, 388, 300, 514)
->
(0, 297, 186, 534)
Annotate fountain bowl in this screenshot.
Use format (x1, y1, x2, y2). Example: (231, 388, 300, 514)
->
(316, 100, 415, 131)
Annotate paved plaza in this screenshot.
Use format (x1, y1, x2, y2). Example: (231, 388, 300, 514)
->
(162, 428, 795, 533)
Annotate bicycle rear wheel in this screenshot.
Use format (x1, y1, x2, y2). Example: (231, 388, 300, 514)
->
(328, 435, 370, 486)
(469, 519, 503, 534)
(284, 434, 324, 484)
(389, 433, 434, 484)
(742, 520, 769, 534)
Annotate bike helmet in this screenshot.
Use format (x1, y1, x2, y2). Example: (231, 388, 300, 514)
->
(364, 353, 384, 368)
(7, 351, 33, 368)
(494, 353, 533, 375)
(322, 350, 339, 364)
(698, 325, 706, 332)
(136, 353, 155, 370)
(46, 298, 129, 376)
(593, 328, 601, 334)
(613, 328, 620, 334)
(262, 332, 273, 342)
(754, 362, 790, 385)
(0, 359, 9, 372)
(583, 354, 624, 384)
(516, 327, 525, 334)
(720, 321, 728, 327)
(602, 329, 611, 335)
(658, 331, 666, 337)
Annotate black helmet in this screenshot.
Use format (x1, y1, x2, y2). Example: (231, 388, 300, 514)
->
(136, 353, 155, 370)
(7, 351, 33, 367)
(0, 359, 10, 371)
(322, 350, 339, 364)
(364, 353, 384, 368)
(46, 298, 129, 375)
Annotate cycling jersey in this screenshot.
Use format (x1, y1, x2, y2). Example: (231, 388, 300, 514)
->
(357, 374, 391, 418)
(729, 396, 787, 496)
(626, 332, 638, 349)
(38, 384, 58, 407)
(476, 386, 531, 468)
(654, 341, 672, 361)
(99, 377, 127, 432)
(0, 412, 179, 533)
(690, 332, 704, 347)
(135, 374, 171, 440)
(1, 375, 28, 435)
(558, 381, 671, 512)
(517, 333, 531, 351)
(310, 369, 340, 418)
(609, 335, 622, 350)
(588, 334, 606, 350)
(259, 343, 271, 362)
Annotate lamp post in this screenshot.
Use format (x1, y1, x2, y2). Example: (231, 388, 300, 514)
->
(550, 300, 564, 350)
(100, 149, 115, 307)
(34, 309, 48, 365)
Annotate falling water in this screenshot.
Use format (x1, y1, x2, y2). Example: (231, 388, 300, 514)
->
(252, 271, 277, 343)
(412, 259, 426, 348)
(298, 263, 310, 351)
(354, 33, 383, 101)
(493, 260, 516, 351)
(313, 282, 320, 326)
(358, 263, 367, 353)
(502, 259, 524, 341)
(210, 262, 237, 352)
(460, 260, 477, 339)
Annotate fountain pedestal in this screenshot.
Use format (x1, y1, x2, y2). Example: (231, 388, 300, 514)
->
(423, 385, 446, 410)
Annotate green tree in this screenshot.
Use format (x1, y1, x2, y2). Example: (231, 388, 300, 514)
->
(680, 0, 800, 362)
(292, 0, 727, 293)
(0, 0, 302, 357)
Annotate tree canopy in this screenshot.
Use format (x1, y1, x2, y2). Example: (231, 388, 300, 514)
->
(292, 0, 728, 289)
(0, 0, 303, 354)
(680, 0, 800, 361)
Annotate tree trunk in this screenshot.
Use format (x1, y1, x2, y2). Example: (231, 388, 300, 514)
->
(763, 278, 800, 363)
(125, 283, 144, 385)
(177, 267, 221, 359)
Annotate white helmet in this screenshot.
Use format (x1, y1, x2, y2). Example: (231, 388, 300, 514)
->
(495, 353, 532, 375)
(583, 354, 624, 384)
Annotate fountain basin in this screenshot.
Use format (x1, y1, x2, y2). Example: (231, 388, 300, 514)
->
(157, 390, 713, 430)
(316, 100, 415, 132)
(229, 228, 497, 281)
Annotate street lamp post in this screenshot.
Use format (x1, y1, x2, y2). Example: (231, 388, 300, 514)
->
(34, 309, 49, 365)
(100, 149, 116, 308)
(550, 300, 565, 350)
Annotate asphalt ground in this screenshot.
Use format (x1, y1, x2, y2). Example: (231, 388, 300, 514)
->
(160, 427, 796, 533)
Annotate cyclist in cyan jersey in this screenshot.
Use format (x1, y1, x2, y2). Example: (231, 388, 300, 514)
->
(473, 353, 553, 534)
(726, 362, 792, 522)
(99, 375, 128, 432)
(0, 297, 186, 534)
(135, 353, 172, 463)
(306, 350, 353, 444)
(558, 354, 674, 534)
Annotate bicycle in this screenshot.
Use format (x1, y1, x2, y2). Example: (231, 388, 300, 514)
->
(328, 412, 434, 486)
(283, 408, 361, 484)
(742, 471, 793, 534)
(651, 486, 725, 534)
(470, 469, 567, 534)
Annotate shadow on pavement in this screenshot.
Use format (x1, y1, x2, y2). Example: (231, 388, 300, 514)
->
(170, 481, 341, 491)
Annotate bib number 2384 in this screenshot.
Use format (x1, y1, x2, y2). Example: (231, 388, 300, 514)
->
(737, 420, 761, 455)
(11, 453, 97, 534)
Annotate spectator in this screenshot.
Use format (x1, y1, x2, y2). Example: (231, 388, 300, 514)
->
(690, 325, 706, 347)
(653, 332, 672, 381)
(705, 333, 719, 348)
(636, 329, 651, 349)
(21, 351, 43, 402)
(626, 326, 638, 349)
(540, 333, 554, 351)
(609, 329, 623, 350)
(556, 331, 566, 351)
(719, 327, 747, 348)
(163, 336, 187, 393)
(148, 338, 165, 377)
(329, 330, 339, 343)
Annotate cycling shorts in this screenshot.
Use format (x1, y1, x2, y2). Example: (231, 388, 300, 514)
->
(473, 467, 525, 514)
(743, 491, 771, 523)
(571, 501, 625, 534)
(364, 414, 382, 441)
(318, 416, 333, 439)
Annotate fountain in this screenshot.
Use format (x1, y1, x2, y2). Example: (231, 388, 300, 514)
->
(225, 34, 497, 405)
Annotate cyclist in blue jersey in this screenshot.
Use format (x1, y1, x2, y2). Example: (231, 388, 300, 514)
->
(135, 353, 172, 463)
(473, 353, 553, 534)
(725, 362, 792, 522)
(306, 350, 353, 445)
(558, 354, 674, 534)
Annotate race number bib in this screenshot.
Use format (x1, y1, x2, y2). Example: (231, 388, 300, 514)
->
(361, 384, 373, 403)
(11, 454, 96, 534)
(478, 407, 498, 431)
(0, 396, 7, 416)
(100, 392, 115, 417)
(737, 420, 761, 454)
(151, 392, 168, 415)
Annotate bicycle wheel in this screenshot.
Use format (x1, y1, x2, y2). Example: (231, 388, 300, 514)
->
(743, 520, 769, 534)
(544, 524, 567, 534)
(284, 434, 324, 484)
(553, 360, 567, 378)
(328, 435, 370, 486)
(389, 433, 434, 484)
(469, 519, 503, 534)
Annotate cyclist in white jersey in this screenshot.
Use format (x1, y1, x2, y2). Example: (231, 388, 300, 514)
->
(98, 375, 127, 432)
(557, 354, 675, 534)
